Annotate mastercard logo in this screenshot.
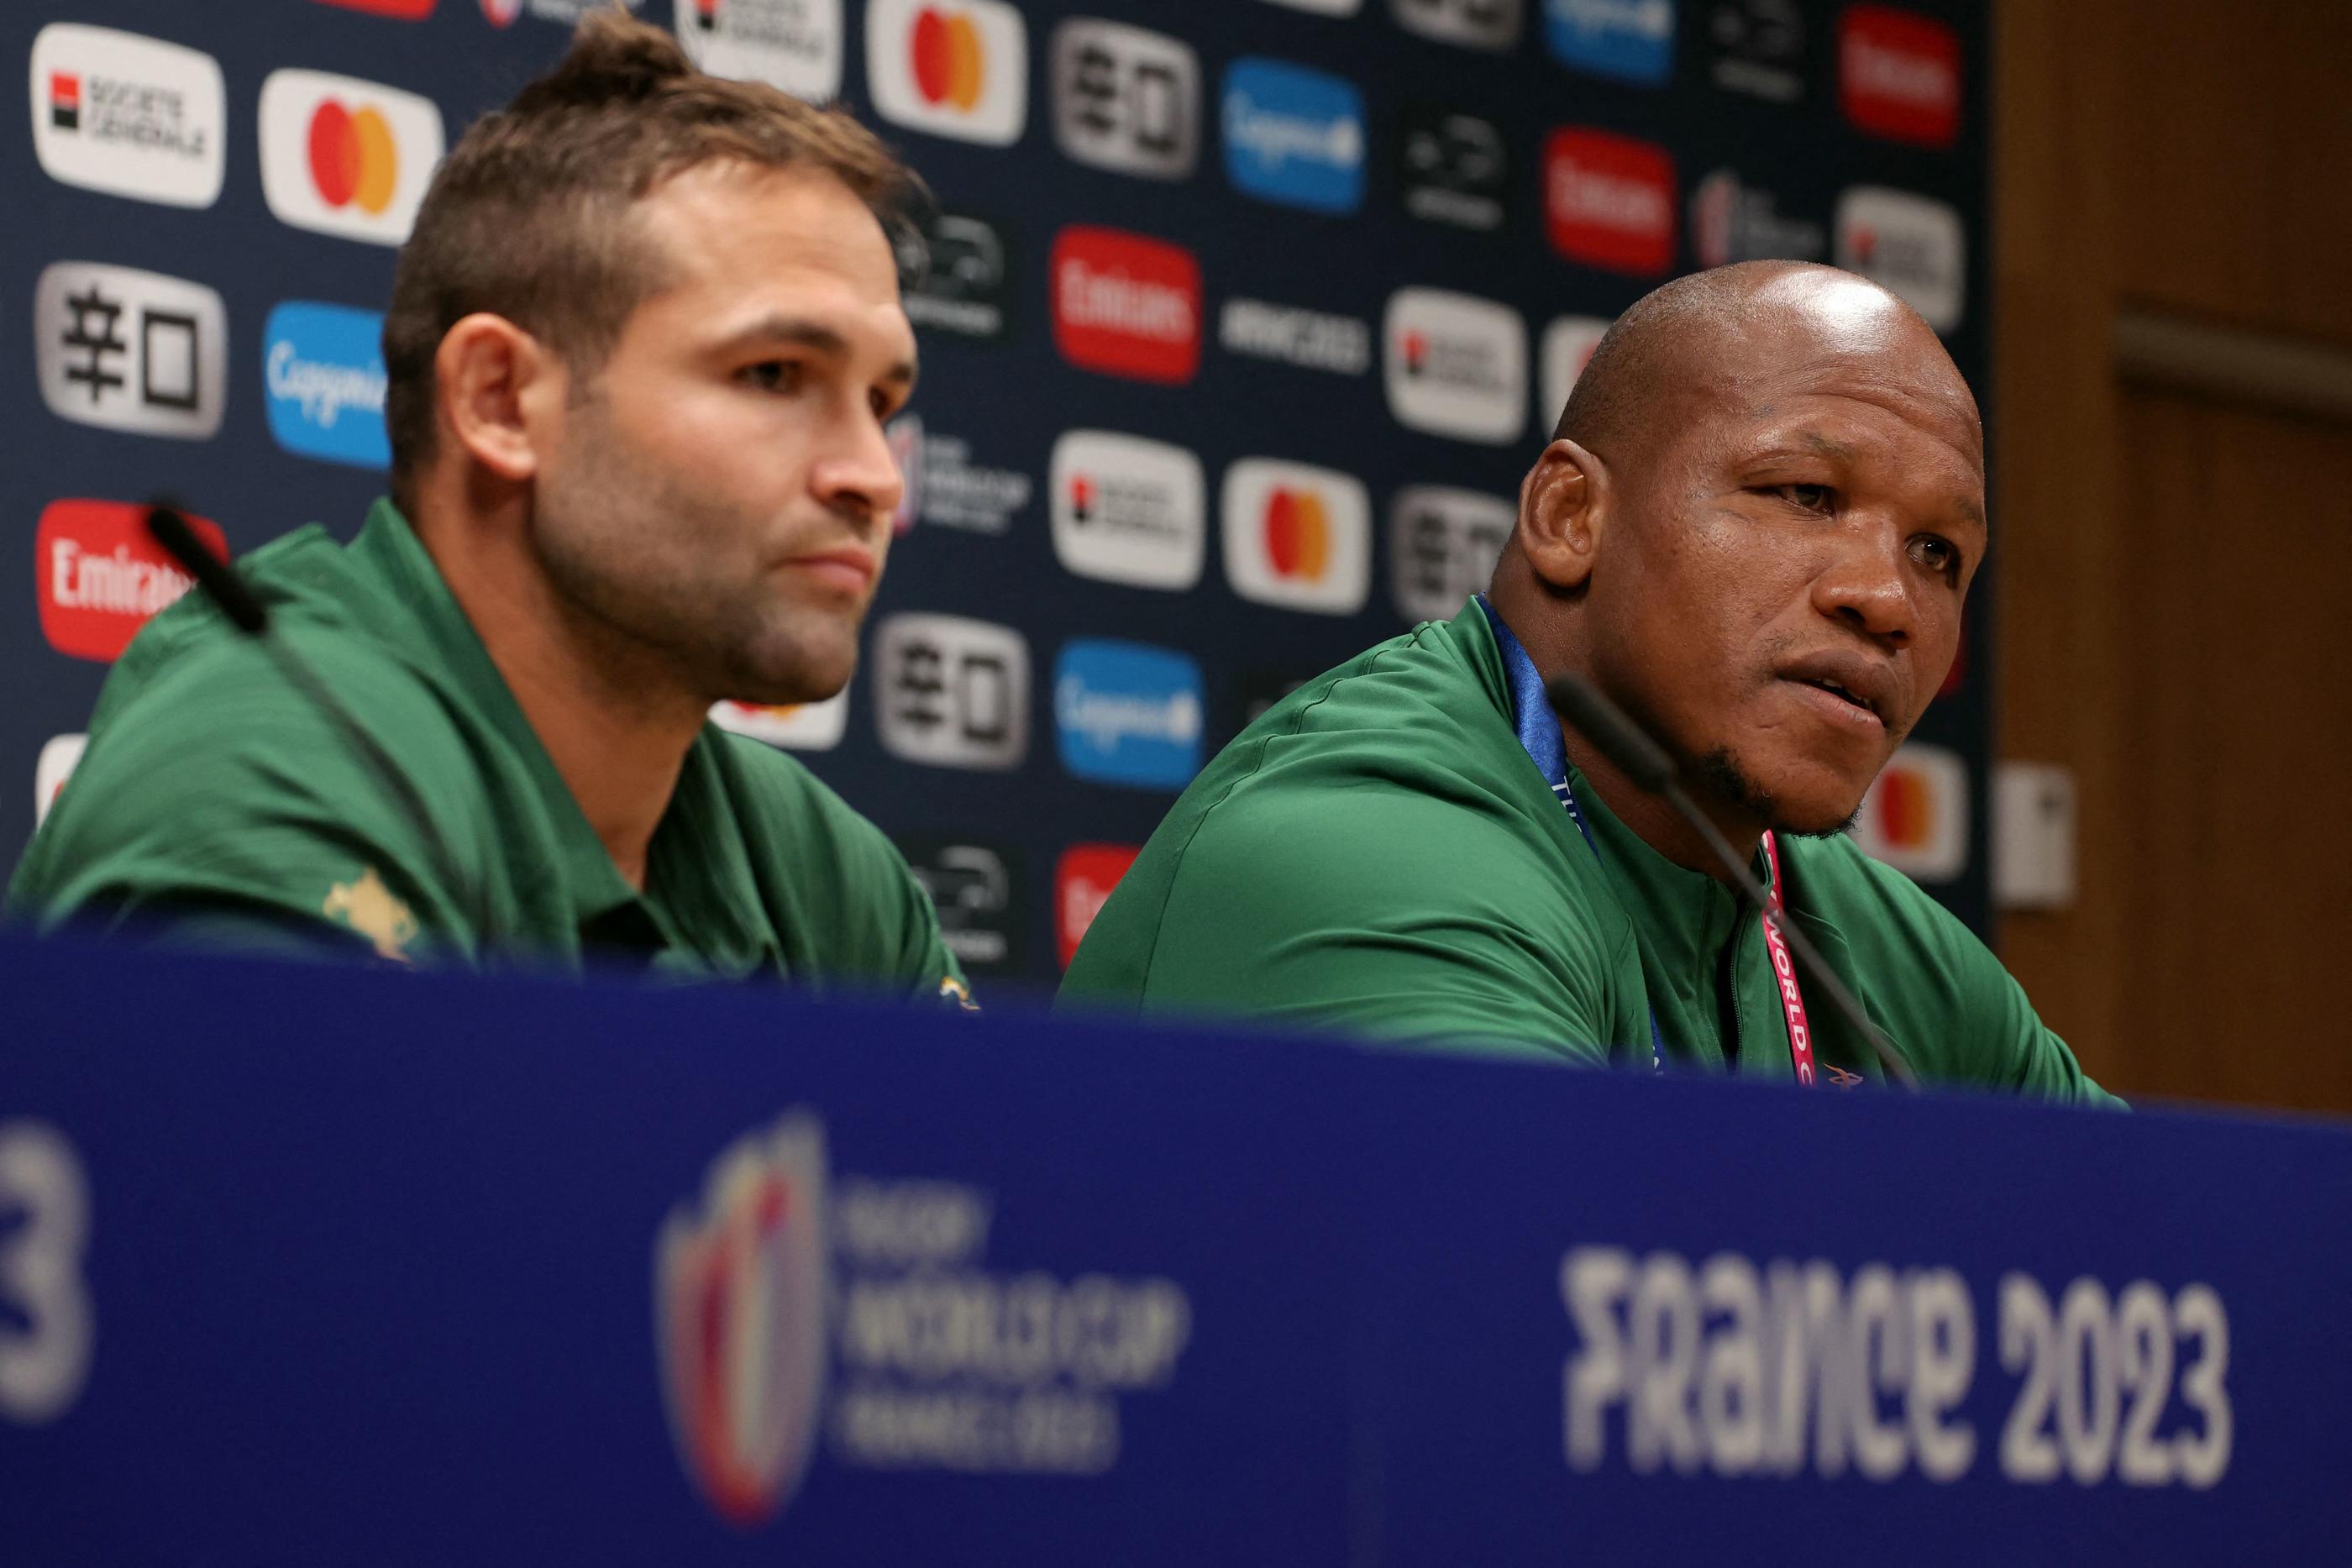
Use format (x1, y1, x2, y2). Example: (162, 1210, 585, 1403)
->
(307, 100, 398, 214)
(866, 0, 1025, 145)
(1869, 768, 1936, 847)
(1261, 488, 1331, 581)
(910, 7, 985, 109)
(260, 69, 444, 244)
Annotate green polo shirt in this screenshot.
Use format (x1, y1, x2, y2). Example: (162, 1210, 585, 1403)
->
(1060, 600, 2115, 1102)
(8, 500, 967, 1001)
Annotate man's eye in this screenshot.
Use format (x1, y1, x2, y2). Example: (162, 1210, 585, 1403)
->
(1910, 535, 1961, 580)
(742, 360, 804, 393)
(1768, 483, 1836, 512)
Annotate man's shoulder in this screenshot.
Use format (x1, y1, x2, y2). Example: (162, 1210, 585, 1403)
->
(1778, 830, 1975, 952)
(704, 726, 911, 881)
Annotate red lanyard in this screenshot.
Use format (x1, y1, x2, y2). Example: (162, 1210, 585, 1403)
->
(1756, 831, 1818, 1087)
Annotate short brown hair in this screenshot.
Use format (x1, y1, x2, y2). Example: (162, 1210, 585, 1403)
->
(381, 8, 921, 514)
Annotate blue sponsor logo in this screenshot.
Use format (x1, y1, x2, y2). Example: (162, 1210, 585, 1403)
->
(1054, 639, 1205, 791)
(1544, 0, 1676, 86)
(1221, 58, 1366, 215)
(263, 301, 389, 469)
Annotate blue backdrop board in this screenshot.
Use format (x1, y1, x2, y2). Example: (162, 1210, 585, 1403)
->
(8, 0, 1994, 995)
(4, 936, 2349, 1562)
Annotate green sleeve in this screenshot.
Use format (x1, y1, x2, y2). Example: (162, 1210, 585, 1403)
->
(717, 736, 969, 1007)
(1097, 779, 1622, 1064)
(1855, 862, 2123, 1107)
(6, 635, 480, 967)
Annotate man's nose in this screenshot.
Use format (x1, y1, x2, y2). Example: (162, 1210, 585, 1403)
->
(1812, 526, 1916, 644)
(811, 407, 905, 530)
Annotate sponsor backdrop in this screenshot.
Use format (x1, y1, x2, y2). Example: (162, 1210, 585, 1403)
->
(7, 937, 2350, 1560)
(7, 0, 1992, 994)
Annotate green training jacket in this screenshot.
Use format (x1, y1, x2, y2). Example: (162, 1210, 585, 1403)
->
(9, 499, 967, 1004)
(1060, 600, 2117, 1102)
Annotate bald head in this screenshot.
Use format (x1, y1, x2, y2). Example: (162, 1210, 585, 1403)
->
(1553, 261, 1979, 468)
(1496, 260, 1991, 852)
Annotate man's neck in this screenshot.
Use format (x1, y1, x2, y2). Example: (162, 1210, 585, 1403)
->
(1557, 736, 1762, 893)
(412, 501, 703, 892)
(1488, 565, 1762, 889)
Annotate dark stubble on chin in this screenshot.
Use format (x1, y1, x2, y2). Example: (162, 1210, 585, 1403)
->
(534, 391, 851, 707)
(1689, 747, 1865, 839)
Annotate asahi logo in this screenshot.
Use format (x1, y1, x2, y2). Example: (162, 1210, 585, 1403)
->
(1051, 18, 1198, 180)
(874, 614, 1030, 770)
(1390, 485, 1514, 622)
(898, 211, 1013, 340)
(34, 263, 227, 441)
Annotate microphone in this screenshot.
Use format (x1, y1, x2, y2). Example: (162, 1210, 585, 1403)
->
(1545, 672, 1920, 1091)
(144, 499, 476, 941)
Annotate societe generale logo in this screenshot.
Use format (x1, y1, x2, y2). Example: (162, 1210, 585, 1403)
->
(1850, 742, 1968, 881)
(655, 1111, 829, 1527)
(1050, 226, 1202, 385)
(865, 0, 1028, 145)
(1834, 186, 1965, 333)
(1056, 843, 1141, 968)
(1220, 459, 1372, 615)
(1049, 430, 1206, 591)
(1544, 128, 1677, 276)
(36, 500, 225, 663)
(30, 25, 226, 209)
(1382, 287, 1527, 446)
(675, 0, 844, 101)
(35, 735, 89, 831)
(710, 690, 850, 752)
(259, 70, 445, 244)
(1838, 5, 1960, 149)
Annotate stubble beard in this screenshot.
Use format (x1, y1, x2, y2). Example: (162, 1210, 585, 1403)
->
(1689, 746, 1866, 840)
(532, 395, 859, 711)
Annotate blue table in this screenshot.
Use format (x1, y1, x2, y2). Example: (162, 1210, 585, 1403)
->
(3, 936, 2345, 1564)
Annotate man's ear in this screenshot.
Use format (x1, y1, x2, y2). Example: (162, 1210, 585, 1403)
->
(1517, 438, 1609, 592)
(433, 313, 560, 485)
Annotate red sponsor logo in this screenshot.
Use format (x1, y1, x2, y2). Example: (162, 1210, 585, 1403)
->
(1055, 842, 1140, 967)
(311, 0, 440, 17)
(1543, 128, 1677, 277)
(36, 500, 224, 663)
(1838, 5, 1960, 149)
(1050, 226, 1201, 385)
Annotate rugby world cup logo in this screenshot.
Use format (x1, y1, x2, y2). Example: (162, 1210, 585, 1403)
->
(655, 1112, 829, 1527)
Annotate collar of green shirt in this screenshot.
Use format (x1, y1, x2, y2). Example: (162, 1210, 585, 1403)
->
(349, 498, 768, 964)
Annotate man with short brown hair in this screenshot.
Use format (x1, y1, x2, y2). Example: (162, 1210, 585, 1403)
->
(12, 14, 968, 1001)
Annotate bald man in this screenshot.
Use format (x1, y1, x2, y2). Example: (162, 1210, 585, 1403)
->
(1060, 262, 2114, 1100)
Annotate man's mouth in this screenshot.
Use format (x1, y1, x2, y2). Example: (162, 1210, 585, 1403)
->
(1792, 675, 1881, 721)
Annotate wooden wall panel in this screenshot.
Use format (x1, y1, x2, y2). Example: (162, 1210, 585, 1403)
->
(1993, 0, 2352, 1111)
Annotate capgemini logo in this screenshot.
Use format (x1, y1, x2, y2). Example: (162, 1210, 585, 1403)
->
(655, 1112, 831, 1529)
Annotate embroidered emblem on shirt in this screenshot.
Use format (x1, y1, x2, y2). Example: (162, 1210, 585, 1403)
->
(323, 866, 417, 963)
(937, 975, 979, 1013)
(1824, 1064, 1866, 1088)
